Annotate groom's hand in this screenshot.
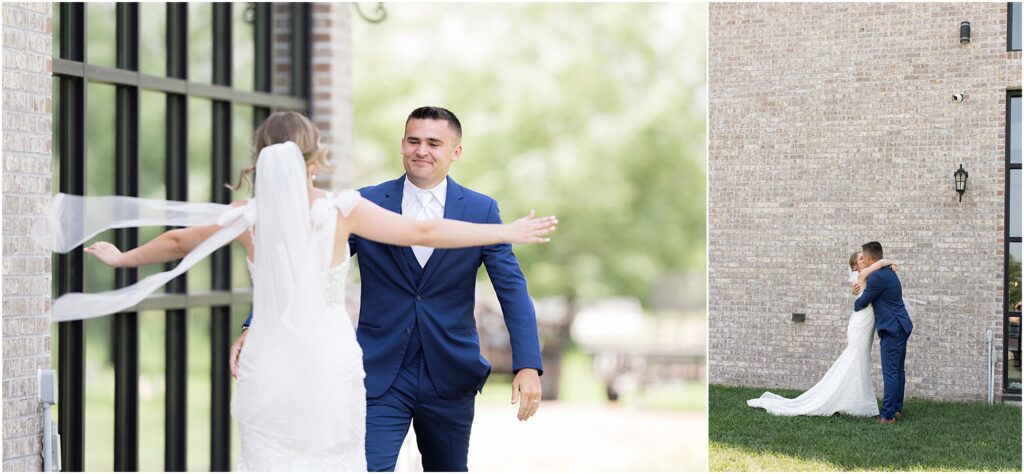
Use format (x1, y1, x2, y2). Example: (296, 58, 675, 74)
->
(229, 328, 249, 379)
(511, 368, 542, 421)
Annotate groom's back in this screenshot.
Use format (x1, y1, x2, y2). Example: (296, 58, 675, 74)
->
(871, 267, 913, 334)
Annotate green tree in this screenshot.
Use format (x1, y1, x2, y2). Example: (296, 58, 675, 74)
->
(352, 3, 707, 308)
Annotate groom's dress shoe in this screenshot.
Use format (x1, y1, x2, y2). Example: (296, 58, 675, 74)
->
(879, 417, 897, 424)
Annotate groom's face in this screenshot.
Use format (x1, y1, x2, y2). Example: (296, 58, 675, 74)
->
(401, 118, 462, 188)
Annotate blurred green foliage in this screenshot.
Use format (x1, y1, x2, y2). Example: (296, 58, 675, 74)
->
(351, 3, 707, 307)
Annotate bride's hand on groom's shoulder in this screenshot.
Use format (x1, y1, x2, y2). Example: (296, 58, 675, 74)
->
(505, 210, 558, 244)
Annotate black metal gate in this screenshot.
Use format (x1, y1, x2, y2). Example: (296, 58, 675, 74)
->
(52, 3, 311, 470)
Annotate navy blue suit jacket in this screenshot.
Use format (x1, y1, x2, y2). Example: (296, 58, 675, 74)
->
(854, 266, 913, 336)
(351, 176, 543, 399)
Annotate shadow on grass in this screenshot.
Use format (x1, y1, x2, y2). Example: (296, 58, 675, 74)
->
(710, 385, 1022, 472)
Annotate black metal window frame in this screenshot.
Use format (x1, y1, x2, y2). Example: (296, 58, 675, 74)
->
(1011, 2, 1022, 52)
(53, 3, 312, 471)
(1005, 89, 1022, 400)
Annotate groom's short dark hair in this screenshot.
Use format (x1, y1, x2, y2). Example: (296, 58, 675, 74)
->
(862, 241, 884, 261)
(406, 106, 462, 141)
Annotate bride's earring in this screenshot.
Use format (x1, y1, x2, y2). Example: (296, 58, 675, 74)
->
(311, 173, 318, 182)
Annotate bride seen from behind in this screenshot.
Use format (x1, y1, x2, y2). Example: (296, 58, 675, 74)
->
(746, 251, 894, 417)
(44, 112, 557, 471)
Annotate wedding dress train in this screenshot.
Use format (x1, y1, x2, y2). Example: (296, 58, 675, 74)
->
(746, 272, 879, 417)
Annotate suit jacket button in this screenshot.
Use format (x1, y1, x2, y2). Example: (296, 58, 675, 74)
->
(416, 295, 422, 301)
(406, 327, 412, 335)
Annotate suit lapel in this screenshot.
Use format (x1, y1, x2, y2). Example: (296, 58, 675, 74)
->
(419, 176, 467, 289)
(380, 176, 417, 289)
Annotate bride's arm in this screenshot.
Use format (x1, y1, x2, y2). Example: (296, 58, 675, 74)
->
(853, 258, 897, 293)
(339, 197, 556, 248)
(85, 200, 250, 268)
(859, 258, 895, 280)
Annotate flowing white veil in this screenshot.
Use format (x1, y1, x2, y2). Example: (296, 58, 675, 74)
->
(32, 193, 229, 254)
(35, 188, 249, 323)
(249, 141, 311, 333)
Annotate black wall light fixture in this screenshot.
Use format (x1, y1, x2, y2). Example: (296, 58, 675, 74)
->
(961, 21, 971, 43)
(954, 163, 969, 202)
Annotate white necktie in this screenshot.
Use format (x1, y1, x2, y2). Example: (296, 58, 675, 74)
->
(412, 191, 437, 267)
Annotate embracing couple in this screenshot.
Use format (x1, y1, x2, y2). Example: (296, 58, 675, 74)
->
(40, 107, 555, 470)
(747, 241, 914, 424)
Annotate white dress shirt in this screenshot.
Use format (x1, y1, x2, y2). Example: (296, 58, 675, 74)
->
(402, 177, 447, 267)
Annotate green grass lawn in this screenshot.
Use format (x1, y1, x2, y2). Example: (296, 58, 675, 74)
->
(710, 385, 1022, 472)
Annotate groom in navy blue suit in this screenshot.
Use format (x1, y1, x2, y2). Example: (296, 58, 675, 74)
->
(853, 241, 913, 424)
(350, 107, 544, 471)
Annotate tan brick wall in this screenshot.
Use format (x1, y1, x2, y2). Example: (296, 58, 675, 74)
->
(312, 3, 353, 190)
(2, 2, 53, 470)
(709, 2, 1022, 401)
(272, 3, 292, 96)
(272, 3, 353, 189)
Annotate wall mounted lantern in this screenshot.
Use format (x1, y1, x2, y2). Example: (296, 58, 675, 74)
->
(954, 163, 969, 202)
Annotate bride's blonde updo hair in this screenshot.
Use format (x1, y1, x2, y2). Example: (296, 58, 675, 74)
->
(230, 111, 334, 192)
(849, 251, 862, 271)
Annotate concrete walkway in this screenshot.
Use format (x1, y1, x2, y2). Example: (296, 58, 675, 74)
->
(429, 402, 707, 471)
(468, 402, 706, 471)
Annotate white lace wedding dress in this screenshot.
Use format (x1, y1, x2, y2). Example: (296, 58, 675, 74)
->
(233, 192, 366, 471)
(746, 271, 880, 417)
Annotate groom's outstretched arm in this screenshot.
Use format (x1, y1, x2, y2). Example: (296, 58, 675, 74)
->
(854, 273, 884, 311)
